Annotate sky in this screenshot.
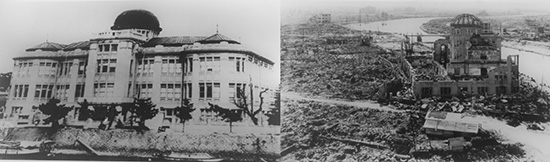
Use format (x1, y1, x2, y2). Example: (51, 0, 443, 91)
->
(282, 0, 550, 17)
(0, 0, 281, 76)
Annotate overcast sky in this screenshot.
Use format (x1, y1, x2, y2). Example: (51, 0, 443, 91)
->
(0, 0, 281, 75)
(283, 0, 550, 11)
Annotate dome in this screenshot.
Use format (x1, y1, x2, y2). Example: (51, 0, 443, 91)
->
(451, 14, 482, 28)
(111, 9, 162, 34)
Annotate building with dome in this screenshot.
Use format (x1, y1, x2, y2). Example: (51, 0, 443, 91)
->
(413, 13, 519, 97)
(5, 9, 276, 126)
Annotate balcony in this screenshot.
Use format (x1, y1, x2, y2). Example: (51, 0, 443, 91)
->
(95, 30, 150, 42)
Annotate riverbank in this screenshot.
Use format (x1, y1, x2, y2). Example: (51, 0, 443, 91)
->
(3, 127, 280, 161)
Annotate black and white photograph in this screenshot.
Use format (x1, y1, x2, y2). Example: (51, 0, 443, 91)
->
(0, 0, 280, 161)
(3, 0, 550, 161)
(280, 0, 550, 161)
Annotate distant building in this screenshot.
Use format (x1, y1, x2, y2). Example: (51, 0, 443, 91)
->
(5, 9, 276, 126)
(311, 14, 331, 24)
(414, 14, 519, 98)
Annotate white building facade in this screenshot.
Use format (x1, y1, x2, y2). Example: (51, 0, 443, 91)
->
(5, 9, 276, 126)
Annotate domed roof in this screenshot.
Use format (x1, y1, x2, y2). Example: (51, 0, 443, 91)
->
(451, 14, 482, 28)
(111, 9, 162, 34)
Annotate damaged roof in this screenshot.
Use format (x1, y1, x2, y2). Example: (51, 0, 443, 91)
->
(422, 111, 479, 134)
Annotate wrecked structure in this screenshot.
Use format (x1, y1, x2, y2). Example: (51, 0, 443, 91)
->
(413, 14, 519, 98)
(422, 111, 479, 137)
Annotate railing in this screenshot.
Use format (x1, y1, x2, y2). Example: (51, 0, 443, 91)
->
(96, 30, 148, 41)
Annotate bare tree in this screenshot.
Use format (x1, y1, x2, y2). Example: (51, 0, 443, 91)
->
(233, 86, 268, 125)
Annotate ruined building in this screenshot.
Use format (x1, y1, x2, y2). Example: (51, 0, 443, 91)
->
(413, 14, 519, 98)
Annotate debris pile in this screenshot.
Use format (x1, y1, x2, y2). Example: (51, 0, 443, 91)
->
(281, 99, 528, 161)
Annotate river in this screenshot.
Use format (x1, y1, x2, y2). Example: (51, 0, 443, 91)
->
(346, 18, 550, 87)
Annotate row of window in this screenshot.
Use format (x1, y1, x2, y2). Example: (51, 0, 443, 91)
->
(93, 83, 115, 97)
(13, 84, 84, 101)
(55, 85, 70, 101)
(133, 82, 249, 101)
(97, 59, 117, 73)
(15, 61, 87, 77)
(161, 58, 182, 75)
(98, 44, 118, 52)
(160, 83, 182, 102)
(13, 82, 263, 102)
(12, 85, 29, 98)
(35, 85, 54, 100)
(421, 86, 502, 97)
(38, 62, 57, 76)
(230, 57, 246, 72)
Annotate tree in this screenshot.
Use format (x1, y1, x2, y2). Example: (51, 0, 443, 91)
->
(233, 86, 268, 125)
(175, 99, 195, 132)
(209, 103, 242, 133)
(37, 98, 72, 128)
(129, 98, 158, 129)
(266, 90, 281, 126)
(77, 99, 91, 121)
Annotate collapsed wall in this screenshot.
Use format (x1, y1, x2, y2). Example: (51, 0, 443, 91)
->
(6, 127, 279, 157)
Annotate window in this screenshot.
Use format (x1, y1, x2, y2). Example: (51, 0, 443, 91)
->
(78, 61, 87, 75)
(111, 44, 118, 51)
(478, 87, 488, 95)
(34, 85, 53, 100)
(59, 62, 73, 76)
(440, 87, 451, 95)
(199, 83, 205, 98)
(454, 68, 460, 75)
(242, 58, 245, 72)
(421, 87, 432, 98)
(236, 59, 240, 72)
(38, 62, 57, 76)
(75, 84, 85, 99)
(55, 85, 70, 101)
(13, 85, 28, 98)
(94, 83, 115, 97)
(186, 83, 192, 98)
(160, 83, 182, 102)
(199, 82, 220, 99)
(137, 83, 153, 99)
(161, 57, 181, 76)
(103, 45, 110, 52)
(480, 54, 487, 60)
(229, 83, 247, 100)
(480, 68, 488, 78)
(97, 59, 116, 73)
(496, 75, 508, 84)
(138, 57, 155, 76)
(187, 58, 193, 72)
(99, 44, 118, 52)
(206, 83, 212, 98)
